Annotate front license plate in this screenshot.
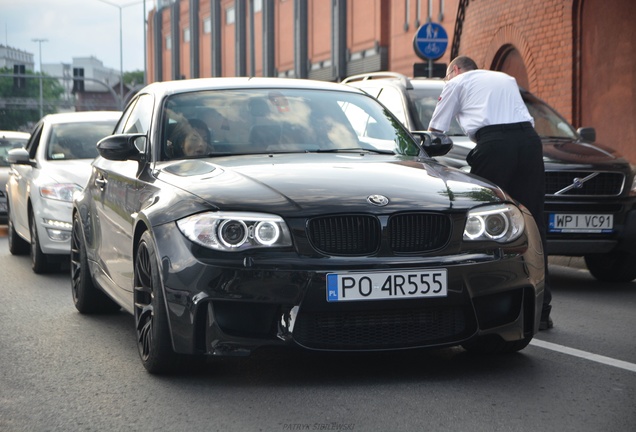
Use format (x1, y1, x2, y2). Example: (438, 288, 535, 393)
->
(548, 213, 614, 233)
(326, 270, 447, 302)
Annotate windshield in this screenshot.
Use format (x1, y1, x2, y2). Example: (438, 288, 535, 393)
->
(47, 121, 117, 160)
(522, 92, 578, 139)
(408, 85, 578, 140)
(162, 88, 421, 160)
(407, 87, 465, 135)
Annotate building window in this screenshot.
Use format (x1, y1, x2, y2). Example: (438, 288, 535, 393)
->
(166, 34, 172, 50)
(184, 27, 191, 43)
(226, 5, 235, 24)
(203, 16, 211, 34)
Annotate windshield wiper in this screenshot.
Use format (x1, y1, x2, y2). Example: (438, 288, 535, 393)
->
(311, 147, 395, 155)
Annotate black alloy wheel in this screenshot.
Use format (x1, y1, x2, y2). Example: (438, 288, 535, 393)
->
(70, 211, 120, 314)
(134, 231, 179, 374)
(7, 205, 29, 255)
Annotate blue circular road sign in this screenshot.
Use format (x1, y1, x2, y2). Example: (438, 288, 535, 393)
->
(413, 22, 448, 60)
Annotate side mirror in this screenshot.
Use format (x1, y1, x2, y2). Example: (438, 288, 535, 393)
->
(96, 134, 146, 161)
(6, 147, 32, 165)
(577, 127, 596, 143)
(411, 131, 453, 156)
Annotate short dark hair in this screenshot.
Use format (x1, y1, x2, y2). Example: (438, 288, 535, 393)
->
(188, 118, 212, 142)
(450, 56, 478, 72)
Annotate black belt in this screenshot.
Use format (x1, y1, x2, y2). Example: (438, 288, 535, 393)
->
(475, 122, 533, 141)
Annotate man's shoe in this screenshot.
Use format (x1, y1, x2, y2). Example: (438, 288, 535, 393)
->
(539, 316, 553, 331)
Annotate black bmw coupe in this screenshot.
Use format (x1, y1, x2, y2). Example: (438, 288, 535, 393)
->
(71, 77, 545, 373)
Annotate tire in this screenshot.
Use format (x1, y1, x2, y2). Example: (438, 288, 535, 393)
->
(30, 210, 50, 274)
(71, 212, 120, 314)
(584, 251, 636, 283)
(7, 206, 29, 255)
(134, 231, 179, 374)
(462, 334, 533, 354)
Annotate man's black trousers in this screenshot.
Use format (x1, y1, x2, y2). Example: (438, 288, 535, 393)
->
(467, 122, 552, 317)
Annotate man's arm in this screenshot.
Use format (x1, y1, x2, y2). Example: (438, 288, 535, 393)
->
(427, 81, 460, 133)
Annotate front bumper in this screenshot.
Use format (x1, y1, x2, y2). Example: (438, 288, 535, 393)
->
(33, 198, 73, 255)
(153, 222, 545, 357)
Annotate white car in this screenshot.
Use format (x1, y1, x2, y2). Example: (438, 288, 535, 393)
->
(1, 131, 31, 224)
(6, 111, 121, 273)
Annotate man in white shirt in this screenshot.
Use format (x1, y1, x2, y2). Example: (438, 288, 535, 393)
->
(429, 55, 553, 330)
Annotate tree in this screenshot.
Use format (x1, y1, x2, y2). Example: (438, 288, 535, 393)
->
(123, 70, 144, 87)
(0, 67, 65, 131)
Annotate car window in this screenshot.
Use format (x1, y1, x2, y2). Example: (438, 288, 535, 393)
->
(122, 94, 153, 135)
(26, 123, 44, 159)
(47, 121, 119, 160)
(407, 87, 464, 135)
(376, 87, 407, 126)
(522, 93, 577, 139)
(161, 88, 421, 159)
(115, 98, 138, 135)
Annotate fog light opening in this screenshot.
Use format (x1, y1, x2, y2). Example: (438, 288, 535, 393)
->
(46, 228, 71, 242)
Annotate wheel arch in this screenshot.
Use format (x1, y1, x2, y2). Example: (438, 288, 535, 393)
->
(133, 221, 182, 353)
(26, 198, 35, 240)
(132, 219, 150, 267)
(132, 217, 205, 356)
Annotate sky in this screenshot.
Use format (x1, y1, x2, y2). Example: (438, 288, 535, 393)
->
(2, 0, 150, 73)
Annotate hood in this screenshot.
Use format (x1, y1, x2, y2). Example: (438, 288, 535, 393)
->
(41, 159, 94, 188)
(542, 138, 631, 168)
(155, 154, 503, 216)
(438, 134, 632, 173)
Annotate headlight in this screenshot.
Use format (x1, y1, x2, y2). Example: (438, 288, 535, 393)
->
(177, 211, 293, 251)
(40, 183, 83, 202)
(463, 203, 525, 243)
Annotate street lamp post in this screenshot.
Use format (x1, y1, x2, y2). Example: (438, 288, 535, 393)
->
(143, 0, 147, 85)
(32, 38, 48, 118)
(96, 0, 143, 109)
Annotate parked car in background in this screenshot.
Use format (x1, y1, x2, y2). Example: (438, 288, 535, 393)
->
(6, 111, 121, 273)
(343, 72, 636, 283)
(0, 131, 30, 224)
(71, 77, 545, 374)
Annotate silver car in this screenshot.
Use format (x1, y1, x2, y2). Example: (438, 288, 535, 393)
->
(0, 131, 30, 224)
(6, 111, 121, 273)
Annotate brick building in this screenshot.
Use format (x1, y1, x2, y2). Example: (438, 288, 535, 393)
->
(145, 0, 635, 162)
(451, 0, 635, 163)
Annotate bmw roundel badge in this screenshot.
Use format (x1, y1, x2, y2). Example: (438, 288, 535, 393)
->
(367, 194, 389, 206)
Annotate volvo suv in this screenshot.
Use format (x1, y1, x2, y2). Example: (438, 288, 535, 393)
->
(343, 72, 636, 282)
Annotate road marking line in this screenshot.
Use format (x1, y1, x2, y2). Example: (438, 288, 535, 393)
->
(531, 339, 636, 373)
